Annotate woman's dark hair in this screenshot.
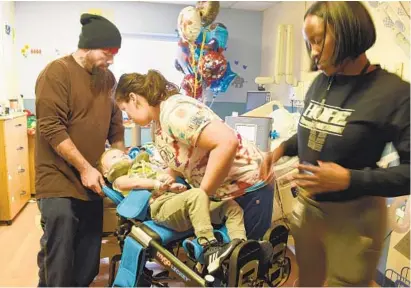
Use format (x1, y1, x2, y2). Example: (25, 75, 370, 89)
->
(115, 70, 180, 106)
(305, 1, 376, 71)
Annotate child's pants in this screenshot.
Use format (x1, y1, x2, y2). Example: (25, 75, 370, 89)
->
(290, 192, 387, 287)
(150, 188, 247, 241)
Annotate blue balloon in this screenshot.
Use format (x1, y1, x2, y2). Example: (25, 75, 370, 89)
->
(209, 62, 237, 95)
(194, 27, 207, 45)
(195, 23, 228, 52)
(206, 23, 228, 51)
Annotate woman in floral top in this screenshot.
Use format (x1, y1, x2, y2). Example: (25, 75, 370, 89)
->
(114, 69, 274, 240)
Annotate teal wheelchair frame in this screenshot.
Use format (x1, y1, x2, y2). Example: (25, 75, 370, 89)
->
(103, 185, 291, 287)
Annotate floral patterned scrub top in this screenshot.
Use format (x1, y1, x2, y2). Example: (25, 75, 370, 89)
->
(152, 94, 264, 201)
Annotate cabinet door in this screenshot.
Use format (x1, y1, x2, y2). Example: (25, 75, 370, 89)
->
(6, 169, 23, 219)
(4, 117, 28, 171)
(3, 116, 30, 219)
(17, 164, 30, 204)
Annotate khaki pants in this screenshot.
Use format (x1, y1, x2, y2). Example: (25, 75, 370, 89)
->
(290, 193, 387, 287)
(150, 188, 247, 241)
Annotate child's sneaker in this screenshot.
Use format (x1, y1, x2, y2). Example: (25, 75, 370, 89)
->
(203, 238, 242, 274)
(182, 230, 230, 264)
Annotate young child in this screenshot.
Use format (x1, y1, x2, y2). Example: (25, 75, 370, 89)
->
(98, 148, 247, 273)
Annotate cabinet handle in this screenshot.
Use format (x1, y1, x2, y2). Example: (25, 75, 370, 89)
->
(17, 146, 24, 151)
(20, 190, 26, 196)
(15, 124, 22, 127)
(18, 168, 25, 173)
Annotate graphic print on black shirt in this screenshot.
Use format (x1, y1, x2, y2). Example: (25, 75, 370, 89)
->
(300, 100, 354, 151)
(288, 65, 410, 202)
(302, 61, 370, 154)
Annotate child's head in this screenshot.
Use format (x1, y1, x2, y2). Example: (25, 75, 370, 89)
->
(97, 148, 132, 183)
(114, 70, 180, 126)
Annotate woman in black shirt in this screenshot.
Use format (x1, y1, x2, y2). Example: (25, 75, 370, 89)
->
(260, 2, 410, 286)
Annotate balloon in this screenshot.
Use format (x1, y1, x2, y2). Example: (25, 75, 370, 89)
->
(194, 24, 227, 52)
(206, 23, 228, 51)
(209, 62, 237, 94)
(178, 39, 190, 56)
(177, 6, 202, 43)
(198, 51, 227, 84)
(196, 1, 220, 27)
(176, 39, 202, 75)
(174, 59, 185, 74)
(194, 28, 220, 52)
(176, 42, 190, 74)
(176, 38, 204, 74)
(181, 74, 203, 99)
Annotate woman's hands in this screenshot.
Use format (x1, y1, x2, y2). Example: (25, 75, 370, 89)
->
(154, 174, 188, 197)
(291, 161, 351, 194)
(169, 183, 188, 193)
(157, 173, 176, 185)
(259, 144, 285, 182)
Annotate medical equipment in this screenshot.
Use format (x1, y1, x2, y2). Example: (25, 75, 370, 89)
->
(271, 157, 300, 223)
(268, 102, 299, 142)
(102, 184, 291, 287)
(225, 115, 273, 152)
(240, 100, 301, 226)
(245, 91, 271, 112)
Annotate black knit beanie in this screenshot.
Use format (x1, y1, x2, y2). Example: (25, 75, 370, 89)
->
(78, 13, 122, 49)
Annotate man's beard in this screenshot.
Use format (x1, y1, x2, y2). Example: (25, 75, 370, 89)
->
(90, 65, 116, 97)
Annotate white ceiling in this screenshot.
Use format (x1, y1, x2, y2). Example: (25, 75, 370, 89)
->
(140, 1, 277, 11)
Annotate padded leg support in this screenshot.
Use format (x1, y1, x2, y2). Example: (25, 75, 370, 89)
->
(182, 228, 231, 264)
(112, 236, 146, 287)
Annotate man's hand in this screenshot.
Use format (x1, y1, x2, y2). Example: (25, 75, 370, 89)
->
(55, 138, 105, 196)
(80, 165, 106, 197)
(290, 161, 351, 194)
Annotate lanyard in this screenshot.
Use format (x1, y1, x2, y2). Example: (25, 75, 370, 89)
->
(308, 61, 371, 153)
(319, 60, 371, 106)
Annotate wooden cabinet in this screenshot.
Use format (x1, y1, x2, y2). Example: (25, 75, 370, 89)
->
(0, 114, 31, 224)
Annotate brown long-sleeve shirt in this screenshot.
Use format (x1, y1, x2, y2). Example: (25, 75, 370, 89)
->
(35, 55, 124, 201)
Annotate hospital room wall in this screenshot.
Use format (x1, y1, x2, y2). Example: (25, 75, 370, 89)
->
(13, 1, 262, 109)
(261, 1, 410, 106)
(0, 1, 17, 104)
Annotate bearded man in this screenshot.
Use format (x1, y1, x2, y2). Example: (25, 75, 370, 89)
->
(34, 13, 124, 287)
